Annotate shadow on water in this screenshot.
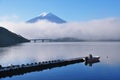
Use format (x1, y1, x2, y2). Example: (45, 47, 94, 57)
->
(0, 43, 27, 59)
(0, 42, 29, 48)
(84, 60, 100, 67)
(0, 58, 100, 79)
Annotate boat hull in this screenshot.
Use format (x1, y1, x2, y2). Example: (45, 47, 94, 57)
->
(86, 56, 100, 63)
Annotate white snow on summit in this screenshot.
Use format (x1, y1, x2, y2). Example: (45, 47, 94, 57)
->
(40, 12, 48, 17)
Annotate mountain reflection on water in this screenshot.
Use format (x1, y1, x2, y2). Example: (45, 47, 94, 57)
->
(0, 42, 120, 80)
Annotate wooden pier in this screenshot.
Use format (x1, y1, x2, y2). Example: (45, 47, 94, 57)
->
(0, 57, 84, 78)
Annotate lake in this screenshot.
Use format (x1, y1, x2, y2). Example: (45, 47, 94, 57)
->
(0, 42, 120, 80)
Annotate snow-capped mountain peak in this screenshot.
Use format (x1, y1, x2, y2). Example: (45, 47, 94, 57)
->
(27, 12, 66, 24)
(40, 12, 48, 17)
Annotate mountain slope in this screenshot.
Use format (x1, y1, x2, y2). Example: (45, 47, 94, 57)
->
(27, 12, 66, 23)
(0, 27, 30, 47)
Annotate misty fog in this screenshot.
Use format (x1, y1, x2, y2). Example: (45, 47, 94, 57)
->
(0, 17, 120, 40)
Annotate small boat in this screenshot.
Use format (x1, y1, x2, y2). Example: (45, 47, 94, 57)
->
(86, 56, 100, 63)
(83, 54, 100, 63)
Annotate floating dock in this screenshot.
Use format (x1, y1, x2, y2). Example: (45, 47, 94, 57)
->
(0, 57, 84, 78)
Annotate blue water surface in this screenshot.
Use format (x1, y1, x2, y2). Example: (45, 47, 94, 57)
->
(0, 42, 120, 80)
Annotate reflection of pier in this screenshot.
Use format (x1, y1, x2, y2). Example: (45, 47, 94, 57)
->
(0, 57, 84, 78)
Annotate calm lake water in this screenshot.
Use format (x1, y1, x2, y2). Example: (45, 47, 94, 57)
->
(0, 42, 120, 80)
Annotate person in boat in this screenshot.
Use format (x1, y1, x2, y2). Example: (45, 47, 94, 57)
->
(85, 54, 93, 61)
(89, 54, 93, 59)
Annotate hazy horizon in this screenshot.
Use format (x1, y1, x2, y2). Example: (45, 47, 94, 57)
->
(0, 17, 120, 41)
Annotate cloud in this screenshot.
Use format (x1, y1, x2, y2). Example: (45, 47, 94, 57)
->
(0, 15, 20, 22)
(0, 17, 120, 40)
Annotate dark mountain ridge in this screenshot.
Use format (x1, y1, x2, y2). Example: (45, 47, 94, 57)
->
(0, 27, 30, 47)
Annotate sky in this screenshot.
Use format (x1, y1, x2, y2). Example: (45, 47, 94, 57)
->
(0, 0, 120, 22)
(0, 0, 120, 40)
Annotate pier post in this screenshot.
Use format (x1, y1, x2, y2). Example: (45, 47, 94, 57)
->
(0, 65, 2, 68)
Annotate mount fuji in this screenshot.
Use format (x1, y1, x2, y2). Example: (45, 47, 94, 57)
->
(27, 12, 66, 24)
